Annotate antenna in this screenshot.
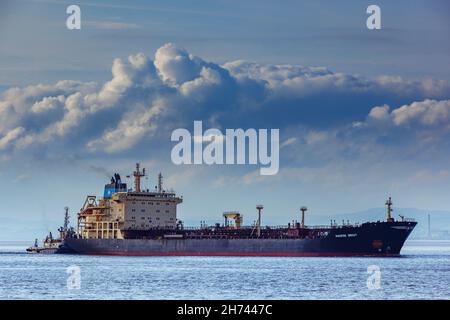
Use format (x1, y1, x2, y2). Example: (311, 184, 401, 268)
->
(256, 205, 263, 238)
(300, 206, 307, 228)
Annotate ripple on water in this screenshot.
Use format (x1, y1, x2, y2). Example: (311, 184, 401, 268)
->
(0, 244, 449, 299)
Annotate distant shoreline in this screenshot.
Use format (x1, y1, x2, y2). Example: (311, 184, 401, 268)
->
(405, 240, 450, 246)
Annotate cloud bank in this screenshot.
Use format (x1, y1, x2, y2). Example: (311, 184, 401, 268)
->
(0, 43, 449, 173)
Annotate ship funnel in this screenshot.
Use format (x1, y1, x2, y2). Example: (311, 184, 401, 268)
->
(133, 163, 146, 193)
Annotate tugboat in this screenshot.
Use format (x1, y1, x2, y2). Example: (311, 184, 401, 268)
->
(26, 207, 75, 254)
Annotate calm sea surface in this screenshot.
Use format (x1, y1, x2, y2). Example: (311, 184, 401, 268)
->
(0, 240, 449, 300)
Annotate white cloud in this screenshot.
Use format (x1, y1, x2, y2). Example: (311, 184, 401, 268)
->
(392, 99, 450, 127)
(0, 127, 25, 150)
(224, 61, 450, 98)
(154, 43, 204, 86)
(31, 95, 65, 113)
(366, 99, 450, 129)
(87, 99, 166, 153)
(368, 104, 390, 122)
(180, 67, 223, 99)
(0, 43, 449, 165)
(84, 20, 141, 30)
(280, 137, 297, 149)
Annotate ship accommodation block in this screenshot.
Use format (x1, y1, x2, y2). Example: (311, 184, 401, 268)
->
(121, 192, 182, 230)
(78, 191, 182, 239)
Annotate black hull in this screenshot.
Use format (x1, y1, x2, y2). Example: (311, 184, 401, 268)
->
(62, 221, 416, 256)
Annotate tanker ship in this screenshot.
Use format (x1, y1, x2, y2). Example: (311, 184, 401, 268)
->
(50, 163, 417, 256)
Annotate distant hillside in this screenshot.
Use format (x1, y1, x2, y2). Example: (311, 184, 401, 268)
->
(308, 208, 450, 239)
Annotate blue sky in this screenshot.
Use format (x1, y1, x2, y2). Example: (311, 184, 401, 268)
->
(1, 0, 449, 87)
(0, 0, 450, 236)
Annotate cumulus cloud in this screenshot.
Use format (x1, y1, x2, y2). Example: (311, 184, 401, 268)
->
(0, 43, 449, 168)
(31, 95, 65, 114)
(154, 43, 204, 85)
(0, 127, 25, 150)
(367, 104, 390, 122)
(312, 98, 450, 168)
(364, 99, 450, 130)
(391, 99, 450, 127)
(87, 99, 166, 153)
(224, 61, 450, 98)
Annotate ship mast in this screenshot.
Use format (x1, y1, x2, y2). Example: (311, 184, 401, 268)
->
(300, 206, 307, 228)
(59, 206, 70, 239)
(64, 206, 70, 231)
(386, 197, 394, 223)
(133, 163, 146, 192)
(256, 205, 263, 237)
(158, 172, 163, 193)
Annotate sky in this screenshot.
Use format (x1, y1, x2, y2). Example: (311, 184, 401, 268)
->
(0, 0, 450, 235)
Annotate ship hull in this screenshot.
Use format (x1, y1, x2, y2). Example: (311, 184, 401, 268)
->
(62, 221, 416, 257)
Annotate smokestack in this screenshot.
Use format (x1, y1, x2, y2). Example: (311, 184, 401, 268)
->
(428, 214, 431, 239)
(133, 163, 146, 192)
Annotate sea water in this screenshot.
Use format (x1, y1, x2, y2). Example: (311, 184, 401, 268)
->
(0, 240, 448, 300)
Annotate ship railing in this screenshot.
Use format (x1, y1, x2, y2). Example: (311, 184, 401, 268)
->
(306, 225, 332, 229)
(182, 225, 289, 231)
(306, 224, 360, 229)
(270, 225, 290, 229)
(181, 224, 362, 231)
